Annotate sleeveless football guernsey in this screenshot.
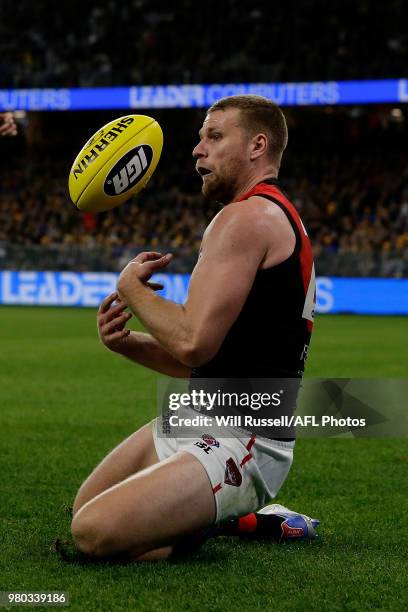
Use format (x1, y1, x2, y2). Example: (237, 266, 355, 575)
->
(191, 178, 315, 379)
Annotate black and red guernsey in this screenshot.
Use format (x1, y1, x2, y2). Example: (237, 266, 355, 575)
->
(191, 178, 315, 379)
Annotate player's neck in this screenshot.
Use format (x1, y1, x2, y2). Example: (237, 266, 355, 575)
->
(233, 172, 278, 203)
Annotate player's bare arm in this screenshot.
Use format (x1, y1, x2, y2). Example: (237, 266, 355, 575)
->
(97, 291, 191, 378)
(116, 197, 295, 367)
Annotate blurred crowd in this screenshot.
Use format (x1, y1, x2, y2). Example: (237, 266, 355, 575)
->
(1, 100, 407, 276)
(0, 159, 208, 262)
(1, 0, 407, 88)
(283, 156, 408, 277)
(1, 145, 407, 276)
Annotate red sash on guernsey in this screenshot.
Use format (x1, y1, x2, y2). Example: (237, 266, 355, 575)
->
(241, 179, 316, 334)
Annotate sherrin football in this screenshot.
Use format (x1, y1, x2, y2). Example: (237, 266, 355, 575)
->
(68, 115, 163, 213)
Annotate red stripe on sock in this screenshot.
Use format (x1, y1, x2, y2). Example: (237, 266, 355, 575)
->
(212, 483, 222, 494)
(238, 513, 257, 533)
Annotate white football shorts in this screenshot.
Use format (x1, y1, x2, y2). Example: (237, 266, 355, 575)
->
(151, 417, 294, 523)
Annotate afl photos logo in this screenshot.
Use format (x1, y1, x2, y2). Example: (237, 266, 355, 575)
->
(104, 144, 153, 196)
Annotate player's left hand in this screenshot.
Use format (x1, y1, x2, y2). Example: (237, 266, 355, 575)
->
(117, 251, 172, 299)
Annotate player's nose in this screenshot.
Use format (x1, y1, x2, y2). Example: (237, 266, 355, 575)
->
(192, 140, 206, 159)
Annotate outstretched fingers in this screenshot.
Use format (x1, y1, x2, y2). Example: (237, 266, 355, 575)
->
(98, 292, 119, 315)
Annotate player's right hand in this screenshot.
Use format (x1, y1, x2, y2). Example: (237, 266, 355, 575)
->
(0, 112, 17, 136)
(97, 292, 133, 353)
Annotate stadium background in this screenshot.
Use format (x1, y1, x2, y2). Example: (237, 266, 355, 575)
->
(0, 1, 407, 610)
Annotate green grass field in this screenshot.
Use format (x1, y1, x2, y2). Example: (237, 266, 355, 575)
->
(0, 308, 407, 611)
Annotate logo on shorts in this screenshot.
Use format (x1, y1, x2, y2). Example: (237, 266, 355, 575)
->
(194, 441, 212, 454)
(202, 434, 219, 448)
(224, 458, 242, 487)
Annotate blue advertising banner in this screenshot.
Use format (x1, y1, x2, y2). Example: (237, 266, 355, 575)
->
(0, 272, 407, 315)
(315, 277, 408, 315)
(0, 79, 407, 111)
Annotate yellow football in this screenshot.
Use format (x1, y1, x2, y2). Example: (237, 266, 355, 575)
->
(68, 115, 163, 213)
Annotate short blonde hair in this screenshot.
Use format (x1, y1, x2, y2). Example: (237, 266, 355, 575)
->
(208, 94, 288, 165)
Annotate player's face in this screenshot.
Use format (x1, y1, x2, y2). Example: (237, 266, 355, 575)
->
(193, 108, 251, 203)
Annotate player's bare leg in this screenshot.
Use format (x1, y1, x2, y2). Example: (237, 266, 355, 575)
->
(72, 423, 159, 516)
(71, 451, 216, 561)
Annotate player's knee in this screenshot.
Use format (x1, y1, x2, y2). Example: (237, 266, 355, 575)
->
(71, 489, 85, 518)
(71, 511, 112, 558)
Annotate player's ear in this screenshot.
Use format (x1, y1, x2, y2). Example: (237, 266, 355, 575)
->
(249, 133, 268, 160)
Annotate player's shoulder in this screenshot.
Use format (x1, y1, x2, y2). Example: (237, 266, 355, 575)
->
(202, 198, 273, 255)
(210, 197, 268, 231)
(209, 195, 287, 238)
